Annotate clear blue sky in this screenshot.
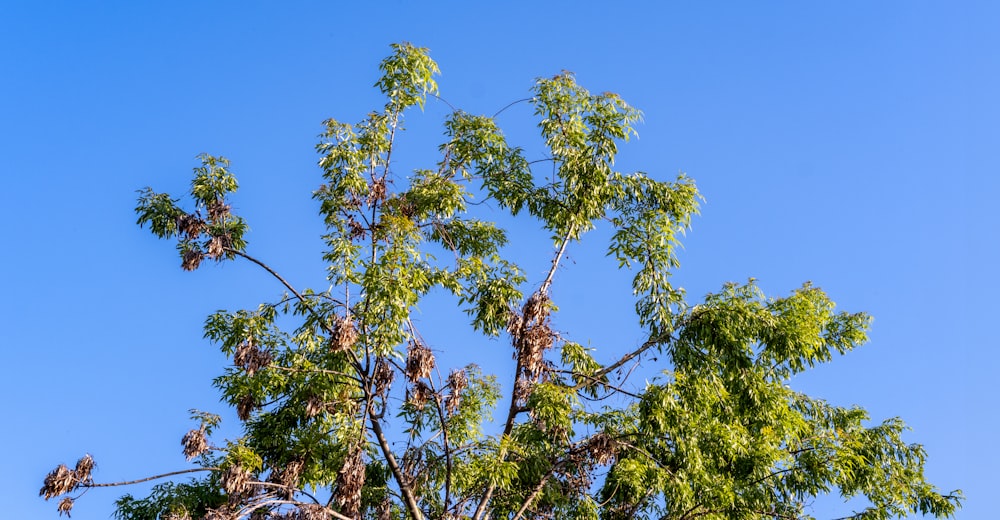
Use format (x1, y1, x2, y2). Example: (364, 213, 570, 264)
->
(2, 2, 996, 518)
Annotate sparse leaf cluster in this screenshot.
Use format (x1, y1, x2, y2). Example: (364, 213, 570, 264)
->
(42, 43, 961, 520)
(39, 454, 95, 517)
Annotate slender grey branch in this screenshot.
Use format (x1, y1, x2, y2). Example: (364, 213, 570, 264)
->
(228, 249, 310, 311)
(492, 97, 533, 118)
(430, 92, 458, 112)
(474, 228, 575, 520)
(510, 466, 556, 520)
(585, 332, 673, 386)
(228, 248, 365, 374)
(82, 467, 217, 488)
(370, 415, 424, 520)
(539, 226, 574, 296)
(556, 369, 642, 399)
(429, 371, 455, 515)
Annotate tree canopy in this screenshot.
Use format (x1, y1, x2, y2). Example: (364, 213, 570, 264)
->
(41, 43, 961, 520)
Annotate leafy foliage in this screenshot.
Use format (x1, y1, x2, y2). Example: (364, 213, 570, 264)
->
(115, 477, 227, 520)
(42, 43, 961, 520)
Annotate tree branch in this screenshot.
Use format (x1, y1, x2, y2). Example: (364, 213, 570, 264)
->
(370, 413, 424, 520)
(267, 364, 363, 383)
(431, 378, 455, 515)
(555, 369, 641, 399)
(492, 97, 533, 118)
(583, 331, 673, 387)
(228, 249, 311, 311)
(539, 226, 574, 296)
(82, 467, 217, 488)
(474, 228, 575, 520)
(228, 248, 365, 374)
(510, 467, 556, 520)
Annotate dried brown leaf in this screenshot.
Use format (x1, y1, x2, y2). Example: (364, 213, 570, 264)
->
(237, 395, 257, 421)
(181, 248, 204, 271)
(330, 315, 358, 352)
(305, 395, 324, 418)
(73, 454, 94, 483)
(446, 369, 468, 415)
(40, 464, 76, 500)
(373, 357, 394, 396)
(405, 341, 434, 382)
(234, 341, 272, 377)
(409, 380, 432, 410)
(57, 497, 74, 517)
(221, 464, 253, 503)
(182, 427, 209, 460)
(334, 448, 365, 518)
(207, 200, 231, 221)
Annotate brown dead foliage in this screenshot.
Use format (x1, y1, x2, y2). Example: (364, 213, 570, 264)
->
(347, 217, 367, 241)
(237, 395, 258, 421)
(373, 356, 394, 397)
(505, 310, 523, 336)
(367, 177, 387, 206)
(405, 341, 434, 382)
(376, 498, 392, 520)
(305, 395, 324, 418)
(182, 426, 209, 460)
(57, 497, 74, 517)
(522, 292, 550, 324)
(330, 315, 358, 352)
(202, 507, 237, 520)
(446, 369, 468, 415)
(205, 235, 227, 260)
(297, 504, 332, 520)
(40, 464, 76, 500)
(40, 454, 97, 511)
(73, 454, 94, 484)
(585, 432, 619, 466)
(207, 200, 231, 221)
(181, 248, 204, 271)
(509, 292, 556, 393)
(513, 377, 534, 406)
(176, 213, 204, 239)
(220, 464, 254, 503)
(334, 447, 365, 518)
(234, 340, 273, 377)
(408, 381, 432, 410)
(271, 459, 304, 499)
(518, 322, 554, 377)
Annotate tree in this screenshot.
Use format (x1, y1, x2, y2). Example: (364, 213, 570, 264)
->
(41, 43, 961, 520)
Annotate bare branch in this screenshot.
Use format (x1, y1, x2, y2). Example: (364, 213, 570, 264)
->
(583, 331, 673, 387)
(492, 97, 533, 118)
(510, 467, 556, 520)
(539, 226, 574, 296)
(82, 467, 217, 488)
(370, 412, 424, 520)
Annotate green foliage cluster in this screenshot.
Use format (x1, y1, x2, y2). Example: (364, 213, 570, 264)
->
(42, 43, 960, 520)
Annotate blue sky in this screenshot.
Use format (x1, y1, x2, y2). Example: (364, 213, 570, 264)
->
(2, 2, 996, 518)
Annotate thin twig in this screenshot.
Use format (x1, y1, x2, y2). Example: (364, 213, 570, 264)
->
(584, 332, 673, 386)
(82, 467, 217, 488)
(430, 93, 458, 112)
(510, 467, 556, 520)
(539, 226, 574, 296)
(268, 365, 362, 382)
(228, 249, 310, 311)
(492, 97, 533, 118)
(554, 369, 642, 399)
